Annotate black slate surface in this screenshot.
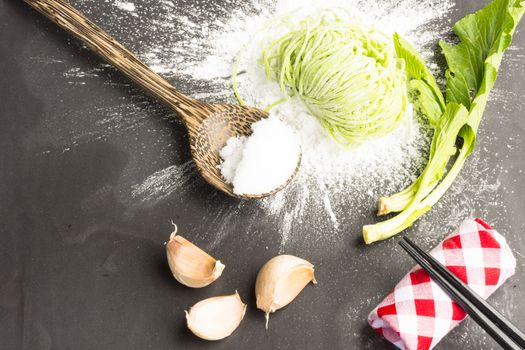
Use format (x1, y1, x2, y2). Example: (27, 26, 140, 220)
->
(1, 0, 525, 349)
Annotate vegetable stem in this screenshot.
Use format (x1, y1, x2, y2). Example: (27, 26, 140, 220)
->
(365, 139, 471, 243)
(364, 0, 525, 243)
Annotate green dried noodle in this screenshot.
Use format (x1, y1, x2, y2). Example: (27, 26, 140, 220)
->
(234, 12, 409, 146)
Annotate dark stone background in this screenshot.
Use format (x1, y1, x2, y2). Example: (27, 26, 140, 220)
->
(1, 0, 524, 349)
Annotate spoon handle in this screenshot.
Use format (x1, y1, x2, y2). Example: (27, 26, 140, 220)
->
(24, 0, 208, 123)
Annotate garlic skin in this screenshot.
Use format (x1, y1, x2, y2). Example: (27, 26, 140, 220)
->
(185, 291, 247, 341)
(166, 225, 225, 288)
(255, 255, 317, 328)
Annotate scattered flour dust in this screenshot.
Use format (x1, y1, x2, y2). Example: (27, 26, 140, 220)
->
(40, 0, 507, 253)
(131, 161, 196, 201)
(114, 0, 137, 14)
(127, 0, 456, 251)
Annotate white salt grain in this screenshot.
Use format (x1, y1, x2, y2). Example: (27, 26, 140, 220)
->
(219, 137, 247, 184)
(219, 116, 301, 196)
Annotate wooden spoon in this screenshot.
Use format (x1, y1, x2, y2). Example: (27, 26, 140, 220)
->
(24, 0, 300, 199)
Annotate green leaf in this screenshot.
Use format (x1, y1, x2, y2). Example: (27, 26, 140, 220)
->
(424, 103, 469, 187)
(442, 67, 471, 109)
(408, 80, 444, 127)
(365, 0, 525, 243)
(393, 33, 445, 126)
(440, 0, 525, 110)
(363, 102, 469, 243)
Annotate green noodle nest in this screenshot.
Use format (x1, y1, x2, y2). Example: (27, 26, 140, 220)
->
(261, 14, 408, 146)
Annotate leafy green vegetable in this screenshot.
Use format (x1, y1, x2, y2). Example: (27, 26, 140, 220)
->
(364, 103, 469, 243)
(392, 33, 445, 126)
(364, 0, 525, 244)
(376, 34, 447, 216)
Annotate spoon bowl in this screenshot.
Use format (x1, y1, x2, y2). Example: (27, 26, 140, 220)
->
(25, 0, 301, 199)
(188, 103, 300, 199)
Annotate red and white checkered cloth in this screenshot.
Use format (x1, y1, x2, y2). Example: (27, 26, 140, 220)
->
(368, 218, 516, 350)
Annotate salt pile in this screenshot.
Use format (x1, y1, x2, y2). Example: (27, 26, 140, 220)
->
(220, 116, 301, 196)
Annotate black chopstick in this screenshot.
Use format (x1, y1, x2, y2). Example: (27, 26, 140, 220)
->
(399, 238, 525, 350)
(403, 237, 525, 348)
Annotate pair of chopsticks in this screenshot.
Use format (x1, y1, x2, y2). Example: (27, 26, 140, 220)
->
(399, 237, 525, 350)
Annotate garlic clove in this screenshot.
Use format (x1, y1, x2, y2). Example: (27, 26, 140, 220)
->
(185, 291, 247, 340)
(255, 254, 316, 328)
(166, 225, 225, 288)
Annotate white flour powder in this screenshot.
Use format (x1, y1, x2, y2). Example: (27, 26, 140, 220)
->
(35, 0, 514, 253)
(125, 0, 456, 250)
(114, 0, 136, 13)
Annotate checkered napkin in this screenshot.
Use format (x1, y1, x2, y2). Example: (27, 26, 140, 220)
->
(368, 218, 516, 350)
